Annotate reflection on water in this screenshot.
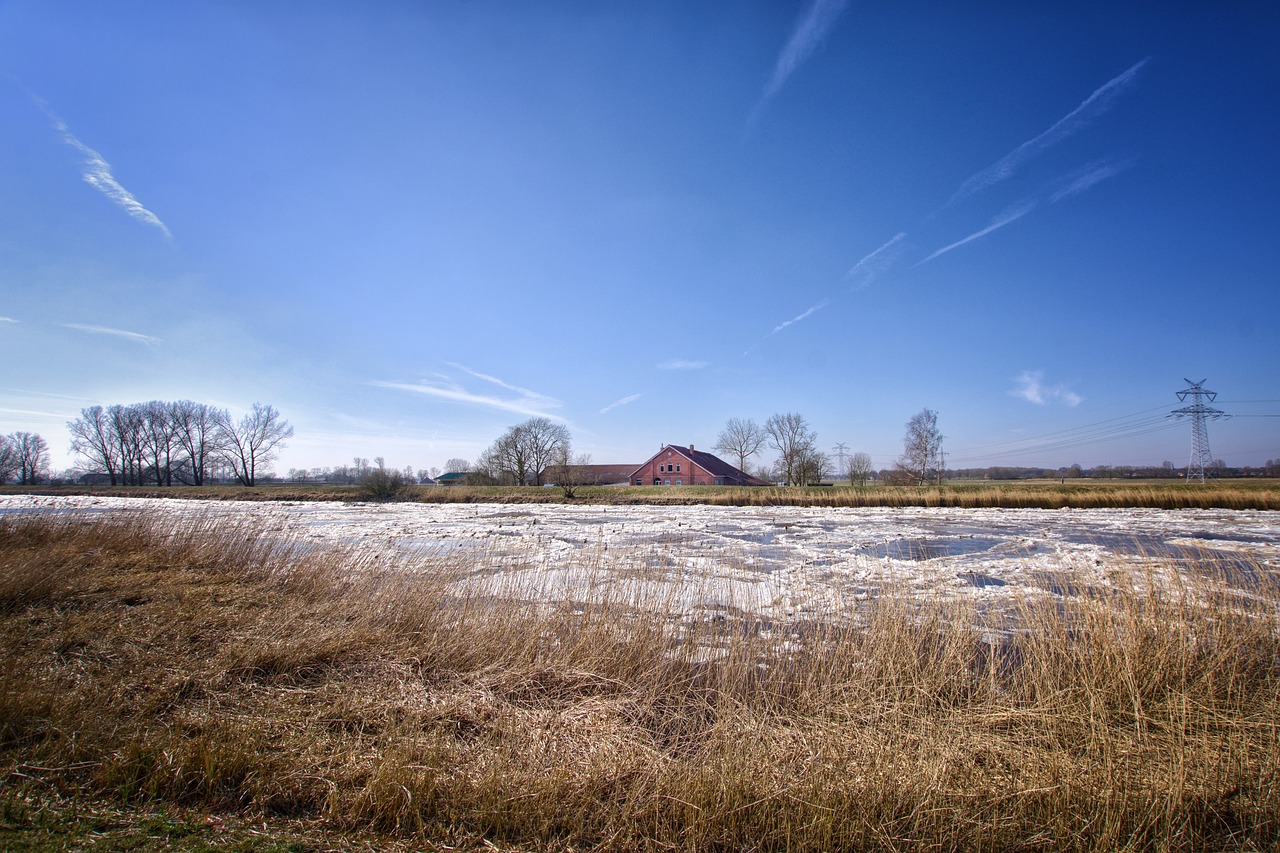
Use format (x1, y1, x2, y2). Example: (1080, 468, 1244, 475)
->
(866, 537, 1004, 561)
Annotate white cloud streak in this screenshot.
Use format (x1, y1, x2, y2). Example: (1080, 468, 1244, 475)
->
(916, 201, 1037, 266)
(846, 232, 908, 288)
(1012, 371, 1082, 407)
(656, 359, 709, 371)
(1050, 157, 1135, 203)
(771, 299, 829, 336)
(372, 364, 567, 422)
(447, 362, 556, 404)
(35, 98, 172, 238)
(599, 393, 642, 415)
(0, 317, 17, 324)
(748, 0, 851, 129)
(951, 58, 1149, 204)
(61, 323, 161, 346)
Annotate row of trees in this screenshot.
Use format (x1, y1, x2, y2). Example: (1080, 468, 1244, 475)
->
(713, 409, 941, 486)
(713, 414, 828, 486)
(66, 401, 293, 487)
(0, 432, 50, 485)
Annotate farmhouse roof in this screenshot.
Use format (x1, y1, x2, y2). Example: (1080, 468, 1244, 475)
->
(538, 464, 639, 486)
(630, 444, 769, 486)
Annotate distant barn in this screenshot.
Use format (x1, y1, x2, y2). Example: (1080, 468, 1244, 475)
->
(630, 444, 767, 486)
(538, 464, 639, 487)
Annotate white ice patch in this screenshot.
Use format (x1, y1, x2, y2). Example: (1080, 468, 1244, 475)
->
(4, 496, 1276, 621)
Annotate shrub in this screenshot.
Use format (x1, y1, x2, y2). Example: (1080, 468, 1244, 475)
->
(357, 467, 411, 501)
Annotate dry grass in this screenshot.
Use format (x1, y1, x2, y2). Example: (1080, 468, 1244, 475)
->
(7, 479, 1280, 509)
(1, 511, 1278, 851)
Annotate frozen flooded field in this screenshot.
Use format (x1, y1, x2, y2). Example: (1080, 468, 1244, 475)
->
(5, 495, 1278, 620)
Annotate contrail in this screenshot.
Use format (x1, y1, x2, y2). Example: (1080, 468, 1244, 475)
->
(375, 364, 568, 423)
(34, 97, 172, 238)
(747, 0, 851, 130)
(62, 323, 161, 345)
(771, 299, 829, 336)
(1050, 157, 1135, 203)
(950, 58, 1149, 204)
(599, 394, 642, 415)
(916, 201, 1036, 266)
(846, 232, 907, 288)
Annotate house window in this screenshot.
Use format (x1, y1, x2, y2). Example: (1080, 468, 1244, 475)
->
(675, 464, 680, 472)
(675, 478, 682, 485)
(635, 478, 642, 486)
(664, 479, 670, 486)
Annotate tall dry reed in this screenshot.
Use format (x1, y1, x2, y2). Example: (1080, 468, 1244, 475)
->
(1, 511, 1276, 851)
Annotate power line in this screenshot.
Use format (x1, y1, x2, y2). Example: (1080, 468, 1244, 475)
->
(947, 404, 1172, 456)
(946, 407, 1181, 465)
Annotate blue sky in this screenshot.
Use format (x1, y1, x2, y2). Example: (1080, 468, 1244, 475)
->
(2, 1, 1277, 475)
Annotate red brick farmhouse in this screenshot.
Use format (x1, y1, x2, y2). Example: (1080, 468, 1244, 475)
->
(629, 444, 768, 487)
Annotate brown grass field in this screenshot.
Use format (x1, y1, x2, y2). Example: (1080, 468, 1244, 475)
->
(1, 509, 1278, 851)
(5, 478, 1280, 509)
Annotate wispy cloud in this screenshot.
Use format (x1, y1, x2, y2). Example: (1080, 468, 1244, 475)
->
(656, 359, 709, 371)
(847, 232, 908, 289)
(748, 0, 851, 129)
(0, 317, 17, 324)
(34, 96, 172, 238)
(372, 364, 566, 421)
(61, 323, 161, 346)
(770, 299, 829, 336)
(599, 393, 642, 415)
(1012, 370, 1082, 407)
(916, 200, 1037, 266)
(446, 363, 556, 404)
(950, 58, 1149, 205)
(1049, 157, 1135, 203)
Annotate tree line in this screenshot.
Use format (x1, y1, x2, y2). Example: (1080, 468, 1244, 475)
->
(713, 408, 942, 486)
(459, 417, 589, 495)
(65, 401, 293, 487)
(0, 432, 50, 486)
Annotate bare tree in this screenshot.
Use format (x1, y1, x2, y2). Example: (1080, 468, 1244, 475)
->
(799, 446, 830, 486)
(545, 449, 594, 498)
(0, 434, 18, 483)
(68, 405, 121, 485)
(214, 403, 294, 486)
(764, 412, 818, 486)
(479, 417, 572, 486)
(139, 400, 179, 486)
(481, 428, 531, 485)
(713, 417, 767, 474)
(847, 451, 873, 486)
(520, 417, 571, 486)
(170, 400, 224, 485)
(899, 408, 942, 485)
(12, 432, 50, 485)
(444, 458, 471, 474)
(109, 404, 146, 485)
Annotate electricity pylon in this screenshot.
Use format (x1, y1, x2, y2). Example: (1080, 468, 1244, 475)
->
(1170, 379, 1226, 483)
(832, 442, 849, 477)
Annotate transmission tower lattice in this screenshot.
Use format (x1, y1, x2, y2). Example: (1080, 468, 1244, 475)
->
(1169, 378, 1226, 483)
(832, 442, 849, 476)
